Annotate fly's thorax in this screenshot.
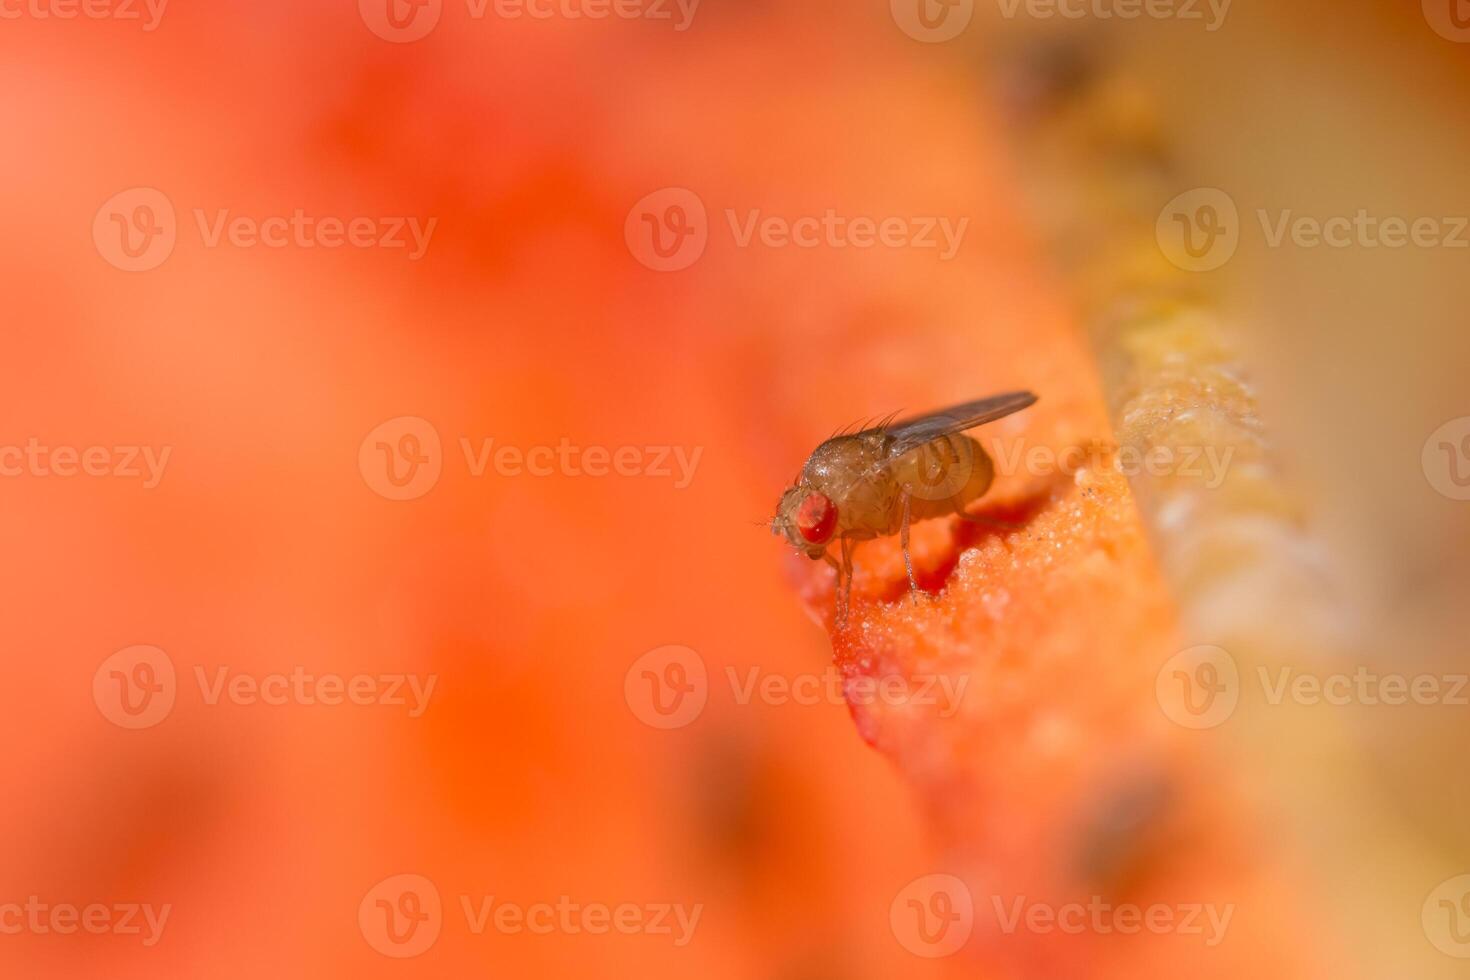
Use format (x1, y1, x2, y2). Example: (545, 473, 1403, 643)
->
(802, 432, 886, 483)
(891, 434, 994, 508)
(801, 433, 895, 537)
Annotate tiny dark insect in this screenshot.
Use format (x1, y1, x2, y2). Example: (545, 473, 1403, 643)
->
(772, 391, 1038, 623)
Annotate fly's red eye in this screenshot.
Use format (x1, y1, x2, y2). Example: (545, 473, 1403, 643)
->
(795, 492, 837, 544)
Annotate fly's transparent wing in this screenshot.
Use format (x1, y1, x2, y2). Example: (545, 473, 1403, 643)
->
(880, 391, 1038, 459)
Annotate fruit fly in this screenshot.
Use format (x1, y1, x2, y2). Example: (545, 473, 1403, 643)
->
(772, 391, 1038, 623)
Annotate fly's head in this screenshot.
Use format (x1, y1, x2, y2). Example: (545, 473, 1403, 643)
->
(772, 484, 838, 559)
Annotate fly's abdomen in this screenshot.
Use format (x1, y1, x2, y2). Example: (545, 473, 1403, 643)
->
(891, 434, 995, 522)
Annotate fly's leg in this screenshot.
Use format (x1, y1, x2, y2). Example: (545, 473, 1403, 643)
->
(954, 500, 1023, 530)
(839, 537, 855, 626)
(900, 492, 920, 603)
(822, 550, 846, 626)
